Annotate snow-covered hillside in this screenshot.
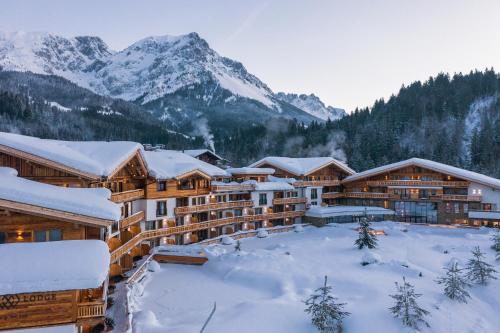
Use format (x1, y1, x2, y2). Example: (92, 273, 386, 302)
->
(0, 31, 279, 109)
(129, 223, 500, 333)
(276, 92, 346, 121)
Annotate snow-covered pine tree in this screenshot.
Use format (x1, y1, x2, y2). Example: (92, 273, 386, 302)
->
(354, 216, 377, 249)
(389, 277, 430, 331)
(465, 246, 497, 285)
(234, 239, 241, 252)
(491, 229, 500, 253)
(304, 275, 349, 333)
(435, 262, 471, 303)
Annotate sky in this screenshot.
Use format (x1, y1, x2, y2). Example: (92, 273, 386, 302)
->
(1, 0, 499, 112)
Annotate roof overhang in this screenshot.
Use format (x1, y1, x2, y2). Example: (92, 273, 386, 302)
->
(175, 169, 212, 180)
(0, 144, 100, 181)
(342, 159, 500, 189)
(0, 198, 114, 227)
(107, 149, 148, 180)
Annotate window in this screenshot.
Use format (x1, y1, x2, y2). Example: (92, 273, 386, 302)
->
(255, 207, 263, 215)
(431, 189, 437, 196)
(454, 203, 460, 214)
(34, 229, 62, 242)
(156, 201, 167, 216)
(421, 175, 431, 181)
(445, 203, 452, 213)
(311, 189, 318, 200)
(157, 181, 167, 191)
(145, 220, 156, 231)
(49, 229, 62, 241)
(311, 201, 317, 206)
(259, 193, 267, 206)
(463, 204, 468, 213)
(0, 232, 5, 244)
(35, 230, 47, 242)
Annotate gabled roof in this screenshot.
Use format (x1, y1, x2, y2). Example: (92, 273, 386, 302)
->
(0, 131, 144, 180)
(342, 158, 500, 189)
(143, 150, 229, 180)
(249, 156, 355, 176)
(183, 149, 225, 161)
(0, 167, 120, 224)
(226, 167, 275, 175)
(0, 240, 110, 295)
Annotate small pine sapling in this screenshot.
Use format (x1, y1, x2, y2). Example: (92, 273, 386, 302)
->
(435, 262, 471, 303)
(234, 239, 241, 252)
(389, 277, 430, 331)
(354, 216, 378, 250)
(304, 275, 350, 333)
(465, 246, 497, 285)
(491, 229, 500, 253)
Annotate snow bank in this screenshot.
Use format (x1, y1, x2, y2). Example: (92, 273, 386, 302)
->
(0, 167, 120, 221)
(0, 240, 110, 295)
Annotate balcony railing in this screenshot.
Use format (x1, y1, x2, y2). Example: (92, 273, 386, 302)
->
(366, 180, 469, 187)
(174, 200, 254, 215)
(344, 192, 392, 199)
(121, 211, 145, 229)
(77, 302, 105, 319)
(272, 197, 307, 205)
(111, 189, 145, 203)
(211, 184, 255, 192)
(442, 194, 482, 202)
(293, 180, 341, 187)
(321, 192, 344, 199)
(110, 210, 305, 263)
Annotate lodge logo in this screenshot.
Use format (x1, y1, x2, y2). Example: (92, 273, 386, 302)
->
(0, 295, 20, 310)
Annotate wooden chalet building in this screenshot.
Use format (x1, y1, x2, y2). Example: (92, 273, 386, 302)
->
(339, 158, 500, 226)
(0, 167, 119, 332)
(249, 156, 355, 207)
(0, 132, 150, 276)
(183, 149, 226, 166)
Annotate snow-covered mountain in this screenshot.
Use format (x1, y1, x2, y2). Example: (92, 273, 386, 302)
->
(275, 92, 346, 121)
(0, 31, 283, 111)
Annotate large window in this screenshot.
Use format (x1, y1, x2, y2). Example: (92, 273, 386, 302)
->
(34, 229, 62, 242)
(394, 201, 437, 223)
(311, 189, 318, 200)
(259, 193, 267, 206)
(0, 232, 5, 244)
(156, 201, 167, 216)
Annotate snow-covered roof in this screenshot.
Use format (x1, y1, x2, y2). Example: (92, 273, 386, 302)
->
(226, 167, 275, 175)
(183, 149, 224, 161)
(343, 158, 500, 189)
(468, 211, 500, 220)
(0, 240, 110, 295)
(252, 181, 295, 191)
(0, 167, 120, 222)
(306, 205, 394, 218)
(0, 132, 143, 179)
(144, 150, 229, 180)
(249, 156, 355, 176)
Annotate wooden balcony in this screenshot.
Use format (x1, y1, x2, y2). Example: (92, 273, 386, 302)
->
(321, 192, 344, 199)
(442, 194, 482, 202)
(211, 184, 255, 192)
(111, 189, 145, 203)
(344, 192, 392, 199)
(174, 200, 254, 215)
(77, 301, 105, 319)
(120, 210, 145, 229)
(110, 210, 305, 263)
(272, 197, 307, 205)
(293, 180, 341, 187)
(366, 180, 469, 187)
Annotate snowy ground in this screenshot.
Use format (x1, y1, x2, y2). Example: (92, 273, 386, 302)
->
(130, 222, 500, 333)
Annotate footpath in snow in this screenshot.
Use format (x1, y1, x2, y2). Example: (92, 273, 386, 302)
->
(129, 222, 500, 333)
